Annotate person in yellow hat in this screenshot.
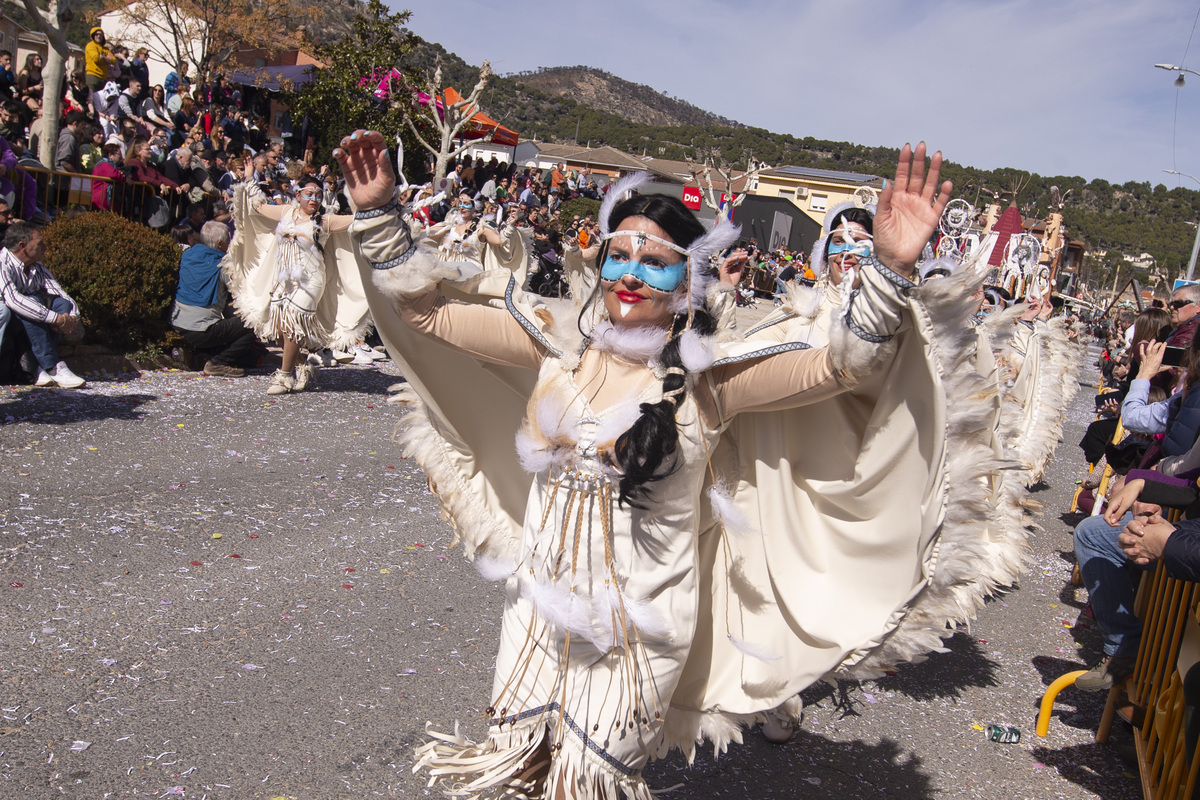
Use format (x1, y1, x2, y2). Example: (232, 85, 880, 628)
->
(84, 27, 113, 94)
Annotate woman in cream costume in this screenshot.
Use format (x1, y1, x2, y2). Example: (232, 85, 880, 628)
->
(429, 191, 527, 279)
(223, 166, 371, 394)
(336, 131, 1007, 800)
(741, 202, 873, 347)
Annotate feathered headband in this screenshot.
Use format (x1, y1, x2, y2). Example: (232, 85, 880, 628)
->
(809, 199, 876, 281)
(598, 171, 741, 314)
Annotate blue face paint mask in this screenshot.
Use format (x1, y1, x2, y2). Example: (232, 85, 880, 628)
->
(600, 255, 687, 293)
(827, 238, 873, 258)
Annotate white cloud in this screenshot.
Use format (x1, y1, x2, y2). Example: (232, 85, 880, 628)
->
(392, 0, 1200, 184)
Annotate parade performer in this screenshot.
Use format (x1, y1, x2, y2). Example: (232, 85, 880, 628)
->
(742, 202, 874, 346)
(988, 295, 1082, 485)
(223, 163, 371, 395)
(428, 191, 526, 278)
(337, 131, 1001, 799)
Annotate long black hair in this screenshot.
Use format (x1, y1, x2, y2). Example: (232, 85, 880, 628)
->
(296, 175, 326, 253)
(593, 193, 712, 507)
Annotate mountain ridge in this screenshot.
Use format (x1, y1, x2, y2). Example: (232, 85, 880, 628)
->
(507, 66, 741, 129)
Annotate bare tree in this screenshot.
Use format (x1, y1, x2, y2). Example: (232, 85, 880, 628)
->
(405, 57, 494, 189)
(689, 149, 766, 217)
(20, 0, 70, 167)
(98, 0, 317, 82)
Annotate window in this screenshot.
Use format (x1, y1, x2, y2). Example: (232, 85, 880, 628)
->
(810, 193, 827, 212)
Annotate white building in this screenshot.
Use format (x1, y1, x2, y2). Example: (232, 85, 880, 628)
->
(95, 2, 205, 87)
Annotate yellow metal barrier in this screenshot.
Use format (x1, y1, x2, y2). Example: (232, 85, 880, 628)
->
(9, 163, 220, 228)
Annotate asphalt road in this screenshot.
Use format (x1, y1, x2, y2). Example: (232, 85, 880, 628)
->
(0, 340, 1138, 799)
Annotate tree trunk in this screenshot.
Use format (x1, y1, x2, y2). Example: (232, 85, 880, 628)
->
(22, 0, 70, 169)
(433, 151, 450, 191)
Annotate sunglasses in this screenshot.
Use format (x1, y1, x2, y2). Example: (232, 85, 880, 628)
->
(1170, 299, 1194, 310)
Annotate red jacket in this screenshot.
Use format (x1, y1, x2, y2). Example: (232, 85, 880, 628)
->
(91, 159, 124, 211)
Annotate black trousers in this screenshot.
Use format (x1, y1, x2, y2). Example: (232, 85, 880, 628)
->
(177, 318, 257, 367)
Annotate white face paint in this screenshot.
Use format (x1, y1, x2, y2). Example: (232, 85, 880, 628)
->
(618, 301, 635, 318)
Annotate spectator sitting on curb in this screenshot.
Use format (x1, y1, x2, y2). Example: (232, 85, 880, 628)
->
(170, 220, 255, 377)
(0, 221, 84, 388)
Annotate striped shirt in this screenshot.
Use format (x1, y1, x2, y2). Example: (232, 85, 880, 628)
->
(0, 247, 77, 324)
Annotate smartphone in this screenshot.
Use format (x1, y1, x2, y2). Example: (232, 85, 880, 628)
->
(1096, 392, 1124, 409)
(1163, 347, 1187, 367)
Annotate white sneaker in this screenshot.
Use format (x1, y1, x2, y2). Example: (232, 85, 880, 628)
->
(330, 349, 354, 364)
(351, 349, 375, 365)
(34, 367, 54, 386)
(50, 361, 85, 389)
(307, 350, 333, 368)
(358, 344, 387, 362)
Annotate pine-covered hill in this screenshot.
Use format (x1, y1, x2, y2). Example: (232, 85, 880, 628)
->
(509, 66, 740, 129)
(406, 39, 1200, 279)
(12, 4, 1197, 281)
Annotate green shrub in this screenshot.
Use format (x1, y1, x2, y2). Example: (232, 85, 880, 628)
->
(42, 212, 181, 350)
(558, 197, 600, 222)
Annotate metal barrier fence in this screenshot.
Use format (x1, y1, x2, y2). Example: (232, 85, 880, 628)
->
(9, 164, 220, 229)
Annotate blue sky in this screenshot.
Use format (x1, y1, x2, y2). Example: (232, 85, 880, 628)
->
(390, 0, 1200, 188)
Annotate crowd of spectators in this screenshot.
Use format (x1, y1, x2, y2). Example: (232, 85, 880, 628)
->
(1072, 285, 1200, 691)
(0, 25, 278, 233)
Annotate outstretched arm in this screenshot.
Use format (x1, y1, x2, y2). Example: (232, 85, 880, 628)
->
(872, 142, 952, 279)
(334, 130, 544, 370)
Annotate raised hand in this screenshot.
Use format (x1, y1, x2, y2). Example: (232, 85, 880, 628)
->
(332, 130, 395, 211)
(873, 142, 952, 278)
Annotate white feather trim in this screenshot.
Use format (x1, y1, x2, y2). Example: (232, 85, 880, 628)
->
(589, 320, 669, 363)
(598, 172, 655, 237)
(514, 429, 556, 474)
(474, 554, 517, 582)
(707, 480, 754, 537)
(603, 583, 672, 643)
(521, 576, 574, 634)
(685, 219, 742, 312)
(369, 240, 482, 299)
(827, 299, 897, 387)
(679, 329, 715, 372)
(835, 266, 1035, 680)
(728, 633, 781, 662)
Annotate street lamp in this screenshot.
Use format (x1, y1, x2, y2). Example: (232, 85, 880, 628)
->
(1156, 63, 1200, 87)
(1164, 169, 1200, 281)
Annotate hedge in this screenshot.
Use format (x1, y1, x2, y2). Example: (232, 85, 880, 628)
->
(42, 212, 181, 350)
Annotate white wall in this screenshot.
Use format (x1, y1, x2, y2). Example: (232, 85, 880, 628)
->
(96, 4, 205, 87)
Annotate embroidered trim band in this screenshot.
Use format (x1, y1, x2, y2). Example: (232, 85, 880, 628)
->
(354, 199, 400, 220)
(489, 702, 638, 776)
(370, 240, 419, 271)
(861, 255, 917, 291)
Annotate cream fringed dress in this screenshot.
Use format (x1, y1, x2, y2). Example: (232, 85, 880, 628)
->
(391, 286, 845, 798)
(348, 204, 997, 798)
(222, 180, 372, 350)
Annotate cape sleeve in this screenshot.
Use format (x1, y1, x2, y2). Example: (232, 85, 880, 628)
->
(665, 262, 1029, 758)
(350, 199, 558, 562)
(316, 213, 372, 351)
(221, 181, 285, 337)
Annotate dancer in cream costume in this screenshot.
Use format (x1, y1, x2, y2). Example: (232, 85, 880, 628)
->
(336, 131, 984, 799)
(223, 167, 371, 394)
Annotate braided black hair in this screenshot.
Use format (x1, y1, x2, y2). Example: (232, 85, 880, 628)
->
(296, 175, 326, 254)
(591, 193, 710, 508)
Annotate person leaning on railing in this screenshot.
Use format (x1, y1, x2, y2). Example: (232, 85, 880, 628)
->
(90, 142, 125, 212)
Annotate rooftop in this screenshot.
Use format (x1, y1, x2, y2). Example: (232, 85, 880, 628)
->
(763, 165, 882, 185)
